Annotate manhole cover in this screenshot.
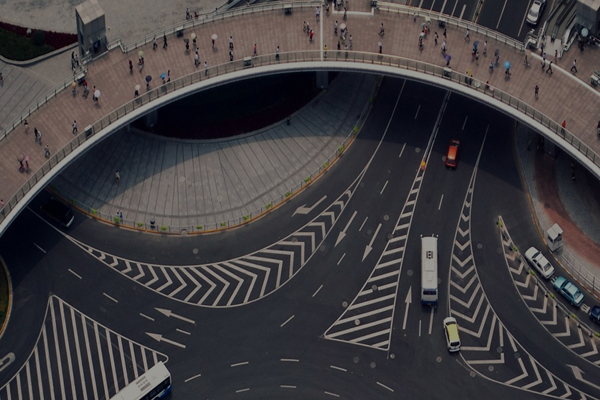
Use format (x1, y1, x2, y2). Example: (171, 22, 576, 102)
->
(497, 346, 503, 353)
(488, 366, 494, 372)
(514, 352, 521, 359)
(407, 269, 413, 276)
(416, 148, 421, 153)
(372, 285, 378, 292)
(370, 362, 376, 369)
(470, 371, 476, 378)
(353, 357, 360, 364)
(355, 319, 360, 326)
(436, 356, 442, 363)
(390, 353, 395, 359)
(192, 248, 199, 254)
(342, 301, 349, 308)
(477, 243, 483, 249)
(384, 215, 389, 221)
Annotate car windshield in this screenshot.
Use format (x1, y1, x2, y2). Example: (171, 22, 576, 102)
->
(529, 9, 539, 18)
(541, 262, 551, 272)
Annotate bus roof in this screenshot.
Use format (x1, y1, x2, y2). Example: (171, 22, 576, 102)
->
(110, 362, 170, 400)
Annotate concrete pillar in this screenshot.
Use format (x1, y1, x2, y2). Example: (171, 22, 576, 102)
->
(144, 110, 158, 129)
(316, 71, 329, 89)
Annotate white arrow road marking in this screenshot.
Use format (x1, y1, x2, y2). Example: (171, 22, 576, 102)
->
(293, 195, 327, 216)
(335, 211, 357, 247)
(145, 333, 186, 349)
(0, 352, 15, 373)
(402, 287, 412, 330)
(155, 308, 196, 324)
(363, 223, 382, 261)
(568, 364, 600, 391)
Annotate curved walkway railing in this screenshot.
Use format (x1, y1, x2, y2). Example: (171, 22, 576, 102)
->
(2, 49, 598, 232)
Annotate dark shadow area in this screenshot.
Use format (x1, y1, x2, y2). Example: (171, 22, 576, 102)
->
(133, 72, 338, 140)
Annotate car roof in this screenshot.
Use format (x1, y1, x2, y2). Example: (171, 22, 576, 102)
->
(565, 282, 580, 296)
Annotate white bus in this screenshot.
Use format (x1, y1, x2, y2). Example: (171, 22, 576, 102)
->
(421, 235, 438, 307)
(110, 362, 172, 400)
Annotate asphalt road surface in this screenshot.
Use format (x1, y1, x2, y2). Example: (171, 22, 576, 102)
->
(2, 77, 600, 399)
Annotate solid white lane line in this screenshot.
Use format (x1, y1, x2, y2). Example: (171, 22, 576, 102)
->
(140, 313, 154, 321)
(185, 373, 202, 383)
(107, 330, 119, 393)
(236, 388, 250, 393)
(337, 253, 346, 266)
(34, 347, 44, 400)
(280, 315, 295, 327)
(330, 365, 347, 372)
(359, 217, 368, 231)
(380, 181, 388, 195)
(231, 361, 249, 367)
(68, 269, 82, 279)
(414, 105, 421, 119)
(82, 315, 99, 400)
(103, 293, 118, 303)
(438, 194, 444, 210)
(176, 329, 191, 335)
(398, 143, 406, 158)
(312, 285, 323, 298)
(59, 301, 77, 399)
(50, 298, 67, 400)
(462, 116, 468, 130)
(119, 336, 130, 386)
(377, 381, 395, 392)
(94, 322, 110, 400)
(419, 320, 422, 337)
(33, 242, 46, 253)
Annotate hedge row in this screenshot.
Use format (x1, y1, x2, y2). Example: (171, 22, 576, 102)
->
(0, 21, 77, 61)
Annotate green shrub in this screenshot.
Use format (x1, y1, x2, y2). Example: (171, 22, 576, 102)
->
(91, 209, 98, 215)
(31, 30, 45, 46)
(323, 162, 329, 169)
(220, 222, 226, 227)
(244, 215, 250, 221)
(304, 176, 310, 183)
(338, 145, 344, 153)
(285, 191, 291, 197)
(196, 225, 203, 230)
(137, 222, 143, 227)
(265, 203, 272, 210)
(160, 225, 167, 232)
(113, 216, 120, 224)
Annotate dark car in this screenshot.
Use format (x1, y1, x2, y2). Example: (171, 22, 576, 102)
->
(590, 306, 600, 324)
(40, 198, 74, 228)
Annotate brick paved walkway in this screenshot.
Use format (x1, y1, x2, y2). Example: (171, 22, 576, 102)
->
(1, 4, 600, 224)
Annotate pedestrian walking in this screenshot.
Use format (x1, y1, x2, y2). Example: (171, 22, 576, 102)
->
(309, 29, 314, 42)
(349, 35, 353, 49)
(334, 20, 338, 35)
(561, 120, 566, 133)
(571, 59, 578, 73)
(541, 59, 545, 72)
(25, 160, 29, 172)
(542, 52, 546, 63)
(229, 49, 234, 61)
(554, 49, 558, 63)
(44, 144, 50, 158)
(129, 60, 133, 73)
(378, 41, 382, 54)
(326, 3, 330, 15)
(204, 60, 208, 75)
(195, 51, 199, 66)
(34, 127, 39, 143)
(163, 33, 168, 49)
(276, 45, 280, 61)
(115, 170, 120, 182)
(483, 40, 487, 56)
(0, 199, 4, 215)
(489, 60, 494, 72)
(534, 84, 539, 99)
(434, 32, 438, 45)
(546, 61, 553, 74)
(253, 43, 257, 56)
(316, 6, 320, 20)
(229, 36, 234, 50)
(185, 40, 189, 52)
(441, 40, 446, 53)
(465, 28, 470, 41)
(379, 23, 385, 37)
(153, 36, 157, 50)
(443, 28, 446, 38)
(303, 21, 307, 33)
(193, 37, 197, 50)
(306, 22, 310, 35)
(72, 120, 77, 134)
(24, 119, 29, 133)
(337, 41, 341, 50)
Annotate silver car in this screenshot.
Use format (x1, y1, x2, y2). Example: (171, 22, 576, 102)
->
(525, 246, 554, 279)
(526, 0, 546, 25)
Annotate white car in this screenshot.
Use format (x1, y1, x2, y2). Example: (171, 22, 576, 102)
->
(526, 0, 546, 25)
(525, 246, 555, 279)
(443, 317, 461, 353)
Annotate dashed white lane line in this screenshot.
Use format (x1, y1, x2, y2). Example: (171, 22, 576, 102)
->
(312, 285, 323, 298)
(280, 315, 295, 328)
(330, 365, 347, 372)
(377, 381, 394, 392)
(281, 385, 297, 389)
(231, 361, 249, 367)
(184, 373, 202, 383)
(380, 180, 389, 195)
(176, 329, 191, 335)
(33, 242, 46, 254)
(103, 293, 118, 303)
(280, 358, 300, 362)
(324, 391, 340, 397)
(359, 217, 368, 231)
(337, 253, 346, 266)
(68, 269, 82, 279)
(236, 388, 250, 393)
(139, 313, 154, 321)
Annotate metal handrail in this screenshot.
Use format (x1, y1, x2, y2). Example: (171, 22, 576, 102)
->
(2, 50, 599, 232)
